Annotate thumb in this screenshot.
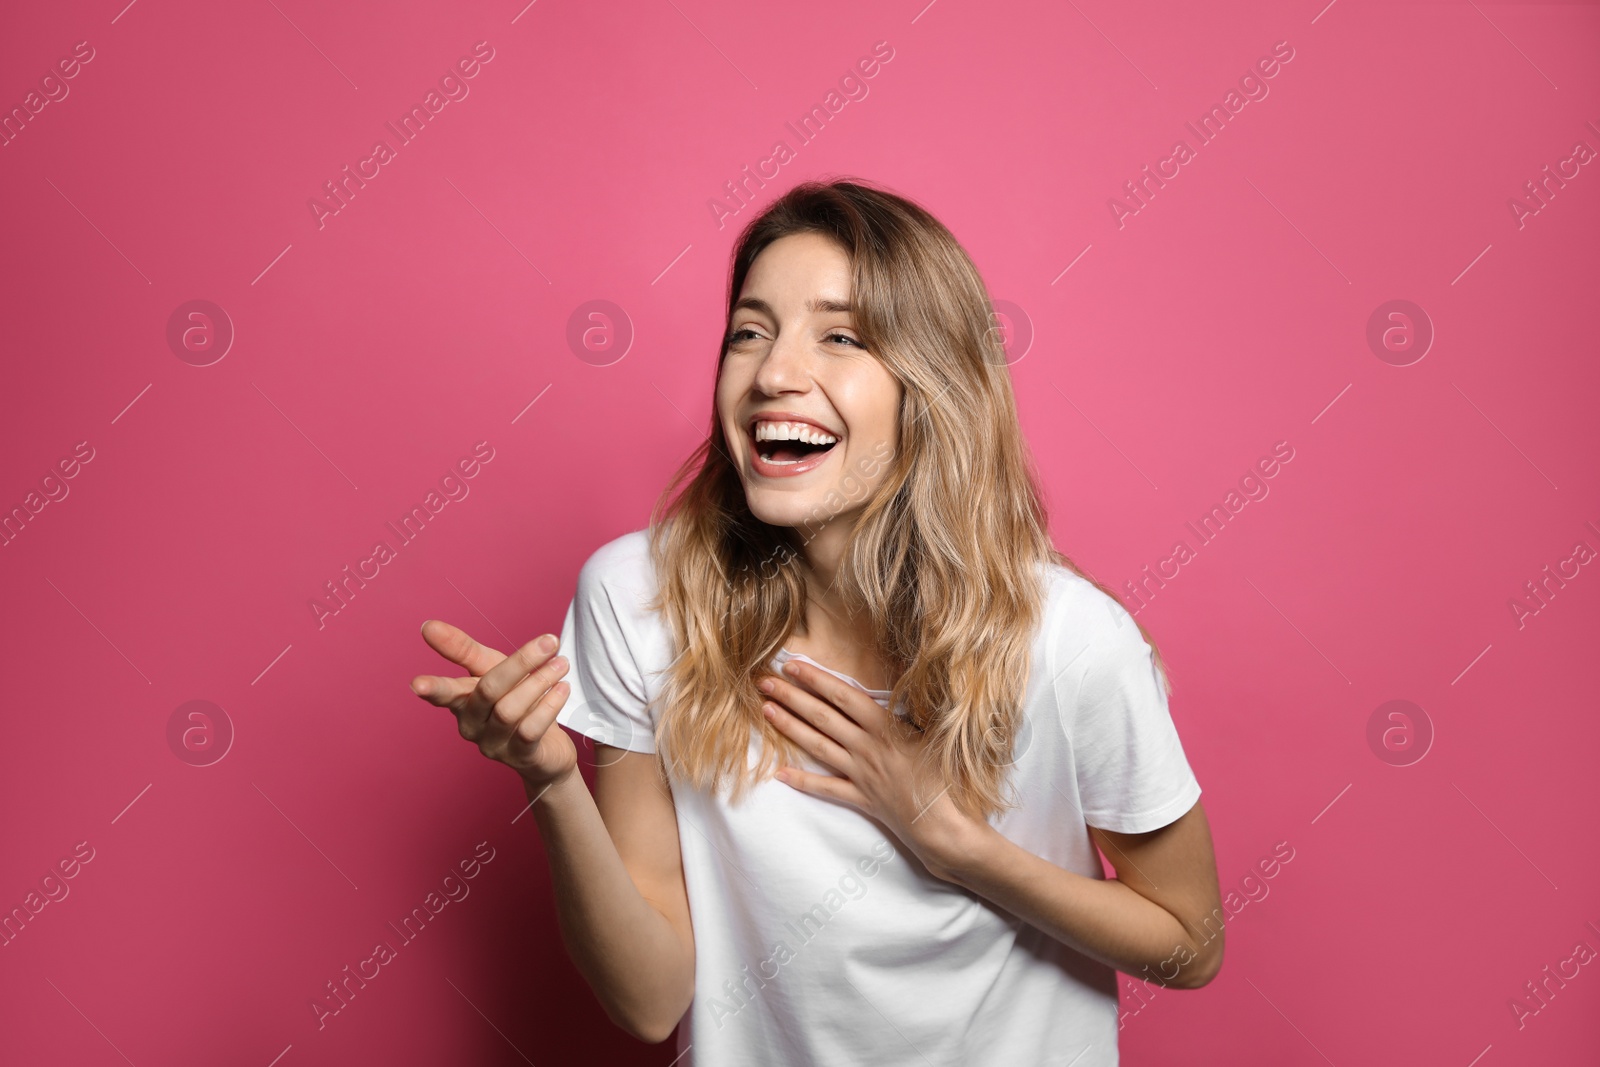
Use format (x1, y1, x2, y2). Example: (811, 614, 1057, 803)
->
(420, 619, 508, 678)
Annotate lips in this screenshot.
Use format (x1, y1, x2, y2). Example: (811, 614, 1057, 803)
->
(745, 412, 842, 479)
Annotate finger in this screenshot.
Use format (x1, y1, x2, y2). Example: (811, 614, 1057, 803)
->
(420, 619, 511, 678)
(774, 764, 866, 810)
(409, 673, 477, 708)
(506, 678, 572, 751)
(763, 699, 854, 776)
(763, 670, 871, 747)
(476, 654, 569, 741)
(775, 660, 891, 735)
(476, 634, 564, 709)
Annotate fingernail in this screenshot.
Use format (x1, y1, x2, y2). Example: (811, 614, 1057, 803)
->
(537, 634, 557, 653)
(758, 678, 775, 693)
(410, 679, 427, 695)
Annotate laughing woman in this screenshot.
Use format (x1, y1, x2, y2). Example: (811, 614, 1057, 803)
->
(412, 178, 1223, 1065)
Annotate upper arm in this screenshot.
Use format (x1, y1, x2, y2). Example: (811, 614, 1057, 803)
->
(592, 744, 694, 967)
(1053, 580, 1218, 982)
(555, 535, 694, 1000)
(1089, 799, 1224, 986)
(1056, 600, 1202, 834)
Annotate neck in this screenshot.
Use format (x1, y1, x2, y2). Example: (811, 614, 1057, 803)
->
(794, 518, 876, 650)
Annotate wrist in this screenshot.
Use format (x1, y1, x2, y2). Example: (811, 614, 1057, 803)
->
(921, 806, 996, 888)
(522, 764, 582, 810)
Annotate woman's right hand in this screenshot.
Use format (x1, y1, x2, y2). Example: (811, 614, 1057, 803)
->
(411, 620, 577, 790)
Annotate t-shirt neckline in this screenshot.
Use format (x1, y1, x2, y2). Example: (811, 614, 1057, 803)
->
(774, 647, 893, 697)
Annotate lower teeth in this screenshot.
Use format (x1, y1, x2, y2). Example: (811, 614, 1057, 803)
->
(759, 445, 839, 466)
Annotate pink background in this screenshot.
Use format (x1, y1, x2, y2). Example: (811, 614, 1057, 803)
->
(2, 0, 1597, 1063)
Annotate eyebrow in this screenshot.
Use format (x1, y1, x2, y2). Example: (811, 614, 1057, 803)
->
(730, 297, 853, 317)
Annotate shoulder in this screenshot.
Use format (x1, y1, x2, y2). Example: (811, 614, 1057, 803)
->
(573, 528, 659, 618)
(1036, 560, 1161, 697)
(1038, 561, 1144, 653)
(577, 527, 654, 589)
(578, 527, 653, 580)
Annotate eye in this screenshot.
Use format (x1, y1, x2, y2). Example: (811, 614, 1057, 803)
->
(827, 332, 865, 349)
(726, 327, 760, 346)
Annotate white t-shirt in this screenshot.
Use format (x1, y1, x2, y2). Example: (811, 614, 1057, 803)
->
(554, 528, 1202, 1066)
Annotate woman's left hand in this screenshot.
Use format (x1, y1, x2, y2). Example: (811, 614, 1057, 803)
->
(759, 659, 981, 882)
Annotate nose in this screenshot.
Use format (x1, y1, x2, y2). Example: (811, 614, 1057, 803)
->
(750, 329, 814, 396)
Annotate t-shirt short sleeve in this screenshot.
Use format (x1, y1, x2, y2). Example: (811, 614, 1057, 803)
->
(552, 535, 658, 754)
(1052, 578, 1202, 834)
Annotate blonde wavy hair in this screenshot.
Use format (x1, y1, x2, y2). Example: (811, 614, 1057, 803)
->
(644, 177, 1166, 821)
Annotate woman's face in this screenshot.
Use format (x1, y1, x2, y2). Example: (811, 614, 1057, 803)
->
(716, 232, 902, 535)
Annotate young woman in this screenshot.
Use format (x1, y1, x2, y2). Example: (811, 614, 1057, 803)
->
(412, 178, 1223, 1065)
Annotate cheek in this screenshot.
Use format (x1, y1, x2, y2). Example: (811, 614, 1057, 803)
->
(837, 367, 900, 442)
(715, 367, 744, 432)
(851, 384, 900, 462)
(871, 367, 903, 438)
(838, 400, 899, 490)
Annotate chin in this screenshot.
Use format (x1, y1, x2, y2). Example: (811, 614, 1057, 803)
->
(746, 490, 864, 539)
(742, 491, 817, 529)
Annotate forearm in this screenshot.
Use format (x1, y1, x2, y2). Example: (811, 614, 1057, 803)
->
(527, 771, 693, 1041)
(937, 822, 1218, 988)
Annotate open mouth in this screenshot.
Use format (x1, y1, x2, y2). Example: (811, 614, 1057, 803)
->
(750, 420, 840, 467)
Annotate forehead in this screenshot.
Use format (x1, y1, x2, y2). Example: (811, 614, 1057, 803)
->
(737, 232, 853, 307)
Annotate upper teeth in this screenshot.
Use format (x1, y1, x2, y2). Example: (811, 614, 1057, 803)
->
(754, 421, 838, 446)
